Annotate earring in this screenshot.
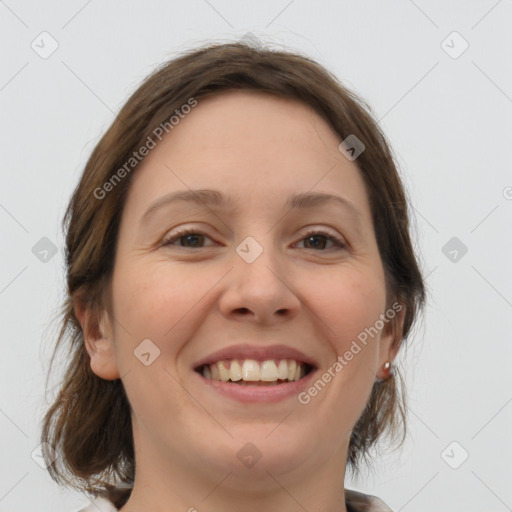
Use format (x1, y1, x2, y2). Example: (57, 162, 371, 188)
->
(376, 361, 393, 383)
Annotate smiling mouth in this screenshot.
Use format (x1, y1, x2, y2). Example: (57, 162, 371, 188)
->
(195, 359, 314, 385)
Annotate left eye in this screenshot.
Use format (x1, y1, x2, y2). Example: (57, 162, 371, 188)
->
(161, 228, 346, 251)
(297, 230, 346, 250)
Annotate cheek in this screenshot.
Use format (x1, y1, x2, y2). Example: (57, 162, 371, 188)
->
(307, 264, 387, 349)
(301, 264, 386, 411)
(109, 261, 208, 428)
(110, 259, 213, 365)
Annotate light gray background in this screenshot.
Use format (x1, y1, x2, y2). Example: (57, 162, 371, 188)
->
(1, 1, 511, 511)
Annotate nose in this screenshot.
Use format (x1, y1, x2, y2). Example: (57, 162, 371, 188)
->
(218, 236, 301, 325)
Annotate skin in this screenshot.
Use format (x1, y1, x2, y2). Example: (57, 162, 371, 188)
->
(75, 90, 405, 512)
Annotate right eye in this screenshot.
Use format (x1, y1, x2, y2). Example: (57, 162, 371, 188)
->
(161, 228, 216, 249)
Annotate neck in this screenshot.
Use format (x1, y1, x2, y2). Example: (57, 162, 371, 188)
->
(120, 432, 349, 512)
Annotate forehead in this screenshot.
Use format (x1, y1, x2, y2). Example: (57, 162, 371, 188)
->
(122, 90, 372, 227)
(154, 90, 342, 157)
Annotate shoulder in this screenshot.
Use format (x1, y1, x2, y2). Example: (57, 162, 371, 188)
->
(74, 496, 119, 512)
(345, 488, 394, 512)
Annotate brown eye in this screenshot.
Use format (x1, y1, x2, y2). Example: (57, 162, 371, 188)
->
(297, 230, 346, 251)
(162, 229, 213, 248)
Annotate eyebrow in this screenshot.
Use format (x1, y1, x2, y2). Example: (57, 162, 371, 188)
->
(140, 189, 362, 224)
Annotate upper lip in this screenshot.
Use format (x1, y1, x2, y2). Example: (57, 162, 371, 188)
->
(193, 344, 318, 370)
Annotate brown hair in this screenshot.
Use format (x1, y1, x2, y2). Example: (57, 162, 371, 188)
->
(41, 41, 426, 509)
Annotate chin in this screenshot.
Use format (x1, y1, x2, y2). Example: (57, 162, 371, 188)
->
(217, 428, 317, 478)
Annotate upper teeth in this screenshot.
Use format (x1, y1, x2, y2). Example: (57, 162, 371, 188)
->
(202, 359, 305, 382)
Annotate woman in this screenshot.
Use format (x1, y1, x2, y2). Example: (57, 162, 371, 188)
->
(41, 41, 426, 512)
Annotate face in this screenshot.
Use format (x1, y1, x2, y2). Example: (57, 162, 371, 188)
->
(80, 90, 404, 493)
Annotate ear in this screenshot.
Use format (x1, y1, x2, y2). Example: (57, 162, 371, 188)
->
(375, 302, 406, 380)
(73, 293, 120, 380)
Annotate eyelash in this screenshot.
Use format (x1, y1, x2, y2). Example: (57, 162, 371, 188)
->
(161, 227, 346, 251)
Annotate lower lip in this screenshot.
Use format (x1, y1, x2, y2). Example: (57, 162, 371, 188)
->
(194, 369, 317, 403)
